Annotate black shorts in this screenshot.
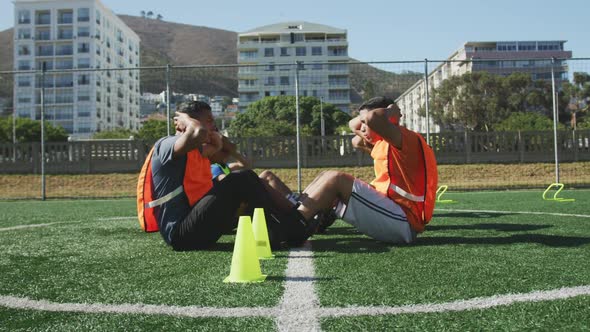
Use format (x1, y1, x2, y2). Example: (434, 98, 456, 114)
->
(170, 170, 271, 251)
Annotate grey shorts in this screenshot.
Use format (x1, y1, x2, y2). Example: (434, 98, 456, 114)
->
(336, 179, 416, 244)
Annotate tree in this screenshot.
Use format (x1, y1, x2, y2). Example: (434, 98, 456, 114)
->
(228, 96, 351, 137)
(561, 72, 590, 129)
(146, 11, 154, 19)
(156, 14, 163, 20)
(140, 10, 146, 18)
(424, 72, 555, 131)
(137, 119, 172, 142)
(494, 112, 564, 131)
(0, 117, 67, 143)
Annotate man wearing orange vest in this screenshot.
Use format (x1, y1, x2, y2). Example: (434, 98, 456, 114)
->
(296, 97, 437, 244)
(148, 101, 316, 250)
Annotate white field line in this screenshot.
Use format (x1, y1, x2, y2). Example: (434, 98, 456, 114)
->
(276, 241, 320, 332)
(0, 221, 81, 232)
(0, 295, 275, 318)
(0, 216, 133, 232)
(1, 285, 589, 321)
(318, 285, 590, 317)
(436, 208, 590, 219)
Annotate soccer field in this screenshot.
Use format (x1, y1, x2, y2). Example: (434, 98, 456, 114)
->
(1, 190, 589, 331)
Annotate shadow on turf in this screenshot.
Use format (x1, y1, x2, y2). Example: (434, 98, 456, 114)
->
(427, 223, 552, 232)
(414, 234, 590, 247)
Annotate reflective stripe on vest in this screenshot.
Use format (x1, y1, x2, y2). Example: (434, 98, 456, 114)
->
(146, 185, 184, 208)
(389, 184, 425, 202)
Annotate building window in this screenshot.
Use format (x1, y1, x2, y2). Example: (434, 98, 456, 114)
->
(328, 47, 347, 56)
(17, 60, 31, 71)
(36, 28, 50, 40)
(58, 27, 73, 39)
(18, 10, 31, 24)
(18, 45, 31, 56)
(95, 10, 101, 24)
(265, 77, 275, 86)
(78, 42, 90, 53)
(329, 90, 349, 100)
(78, 58, 91, 69)
(35, 11, 51, 25)
(78, 8, 90, 22)
(55, 59, 73, 69)
(280, 76, 290, 85)
(17, 76, 32, 87)
(265, 63, 275, 71)
(17, 28, 31, 39)
(280, 47, 290, 56)
(55, 74, 74, 88)
(37, 44, 54, 57)
(78, 74, 90, 85)
(312, 63, 323, 70)
(297, 63, 305, 71)
(311, 46, 322, 56)
(239, 50, 257, 60)
(58, 10, 73, 24)
(36, 60, 53, 70)
(55, 44, 73, 56)
(264, 48, 274, 57)
(328, 63, 348, 71)
(296, 47, 306, 56)
(77, 26, 90, 37)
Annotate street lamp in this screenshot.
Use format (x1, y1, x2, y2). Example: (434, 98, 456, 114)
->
(320, 96, 325, 136)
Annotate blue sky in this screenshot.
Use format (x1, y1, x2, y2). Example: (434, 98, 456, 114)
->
(1, 0, 588, 61)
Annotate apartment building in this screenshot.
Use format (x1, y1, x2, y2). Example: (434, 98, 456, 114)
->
(13, 0, 140, 138)
(237, 21, 350, 113)
(397, 41, 572, 133)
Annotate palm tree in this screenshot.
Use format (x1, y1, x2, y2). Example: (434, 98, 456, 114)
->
(156, 14, 163, 20)
(140, 10, 146, 18)
(146, 11, 154, 19)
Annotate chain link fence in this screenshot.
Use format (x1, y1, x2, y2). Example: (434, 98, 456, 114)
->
(1, 58, 589, 199)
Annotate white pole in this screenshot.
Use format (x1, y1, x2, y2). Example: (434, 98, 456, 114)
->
(550, 58, 560, 184)
(12, 107, 16, 162)
(41, 62, 46, 200)
(166, 64, 171, 136)
(320, 96, 325, 137)
(295, 62, 302, 194)
(424, 58, 431, 145)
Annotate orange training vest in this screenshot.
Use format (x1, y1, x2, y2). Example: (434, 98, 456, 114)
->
(137, 146, 213, 232)
(370, 127, 438, 233)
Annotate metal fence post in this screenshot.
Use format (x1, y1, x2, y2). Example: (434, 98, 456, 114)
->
(572, 130, 578, 162)
(464, 131, 471, 163)
(518, 130, 525, 162)
(165, 64, 172, 136)
(550, 58, 560, 183)
(295, 61, 302, 193)
(424, 58, 431, 145)
(40, 62, 46, 200)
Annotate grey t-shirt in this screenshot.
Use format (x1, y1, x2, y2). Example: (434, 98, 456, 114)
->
(151, 135, 191, 244)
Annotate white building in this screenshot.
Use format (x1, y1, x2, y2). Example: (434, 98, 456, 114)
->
(237, 21, 350, 113)
(397, 41, 572, 133)
(13, 0, 140, 138)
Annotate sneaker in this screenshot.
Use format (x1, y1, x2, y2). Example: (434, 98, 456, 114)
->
(316, 209, 337, 234)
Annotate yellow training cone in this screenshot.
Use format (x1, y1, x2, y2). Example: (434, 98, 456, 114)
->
(252, 208, 274, 259)
(224, 216, 266, 283)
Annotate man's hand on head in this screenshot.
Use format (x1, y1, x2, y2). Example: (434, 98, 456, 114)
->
(201, 131, 223, 157)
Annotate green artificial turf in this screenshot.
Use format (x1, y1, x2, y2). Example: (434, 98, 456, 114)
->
(0, 200, 288, 307)
(321, 295, 590, 331)
(313, 190, 590, 307)
(0, 308, 275, 332)
(0, 190, 589, 330)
